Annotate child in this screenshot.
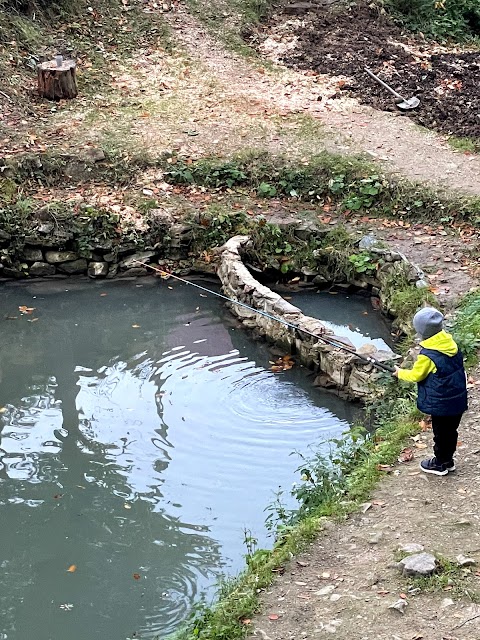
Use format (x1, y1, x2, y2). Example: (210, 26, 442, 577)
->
(394, 307, 468, 476)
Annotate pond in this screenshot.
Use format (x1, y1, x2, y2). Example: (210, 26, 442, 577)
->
(0, 277, 386, 640)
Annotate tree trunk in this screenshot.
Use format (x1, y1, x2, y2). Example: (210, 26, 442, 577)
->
(37, 58, 78, 100)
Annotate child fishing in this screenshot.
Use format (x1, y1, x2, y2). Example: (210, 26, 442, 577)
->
(394, 307, 468, 476)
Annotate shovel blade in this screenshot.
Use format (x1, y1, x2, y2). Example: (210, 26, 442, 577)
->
(396, 96, 420, 111)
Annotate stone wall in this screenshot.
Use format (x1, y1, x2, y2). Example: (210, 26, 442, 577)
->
(217, 236, 396, 400)
(0, 208, 195, 281)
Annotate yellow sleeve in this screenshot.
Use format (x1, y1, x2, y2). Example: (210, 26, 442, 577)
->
(397, 355, 436, 383)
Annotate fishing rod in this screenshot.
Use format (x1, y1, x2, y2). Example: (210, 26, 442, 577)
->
(134, 260, 396, 374)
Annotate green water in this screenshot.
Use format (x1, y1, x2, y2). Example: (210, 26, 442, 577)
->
(0, 278, 379, 640)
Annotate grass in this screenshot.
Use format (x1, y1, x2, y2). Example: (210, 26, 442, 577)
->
(407, 555, 480, 601)
(452, 288, 480, 366)
(447, 136, 480, 155)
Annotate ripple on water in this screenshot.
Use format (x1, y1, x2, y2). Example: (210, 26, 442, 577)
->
(0, 281, 356, 640)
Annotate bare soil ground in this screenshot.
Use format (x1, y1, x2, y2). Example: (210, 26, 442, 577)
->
(263, 2, 480, 140)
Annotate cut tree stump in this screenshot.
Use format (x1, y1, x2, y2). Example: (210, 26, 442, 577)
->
(37, 58, 78, 100)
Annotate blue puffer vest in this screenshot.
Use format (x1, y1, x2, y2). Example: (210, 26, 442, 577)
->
(417, 348, 468, 416)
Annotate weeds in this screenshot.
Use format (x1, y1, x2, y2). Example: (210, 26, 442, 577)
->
(407, 554, 480, 600)
(384, 0, 480, 42)
(452, 288, 480, 365)
(447, 136, 480, 155)
(162, 152, 480, 225)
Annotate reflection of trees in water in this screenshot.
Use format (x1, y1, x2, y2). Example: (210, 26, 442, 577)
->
(0, 290, 225, 638)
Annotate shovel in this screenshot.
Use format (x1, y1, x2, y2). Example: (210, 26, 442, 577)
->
(364, 67, 420, 111)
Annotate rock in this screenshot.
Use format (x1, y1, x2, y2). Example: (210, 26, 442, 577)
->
(313, 274, 328, 285)
(398, 543, 425, 554)
(315, 585, 336, 597)
(57, 259, 88, 274)
(358, 234, 378, 250)
(29, 261, 55, 277)
(2, 266, 24, 278)
(416, 278, 429, 289)
(119, 251, 156, 270)
(441, 598, 455, 609)
(82, 147, 105, 163)
(294, 221, 319, 241)
(88, 261, 109, 278)
(368, 531, 383, 545)
(456, 554, 477, 567)
(38, 222, 54, 235)
(399, 553, 436, 577)
(388, 598, 408, 614)
(22, 247, 43, 262)
(107, 264, 118, 279)
(120, 267, 148, 278)
(301, 266, 318, 277)
(45, 250, 79, 264)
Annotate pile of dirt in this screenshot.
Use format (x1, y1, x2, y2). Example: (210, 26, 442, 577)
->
(274, 2, 480, 140)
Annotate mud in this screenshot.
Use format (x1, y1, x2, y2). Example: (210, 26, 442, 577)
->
(273, 2, 480, 139)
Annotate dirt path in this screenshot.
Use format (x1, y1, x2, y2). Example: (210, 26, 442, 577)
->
(158, 4, 480, 196)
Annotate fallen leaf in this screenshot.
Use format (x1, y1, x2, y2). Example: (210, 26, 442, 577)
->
(67, 565, 77, 573)
(415, 442, 428, 449)
(398, 448, 414, 463)
(268, 614, 280, 621)
(377, 464, 393, 472)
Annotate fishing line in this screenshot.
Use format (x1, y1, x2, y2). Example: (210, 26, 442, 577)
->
(134, 260, 396, 374)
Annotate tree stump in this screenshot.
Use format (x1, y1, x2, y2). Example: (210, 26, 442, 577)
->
(37, 57, 78, 100)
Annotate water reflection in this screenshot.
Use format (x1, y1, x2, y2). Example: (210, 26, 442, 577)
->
(0, 278, 356, 639)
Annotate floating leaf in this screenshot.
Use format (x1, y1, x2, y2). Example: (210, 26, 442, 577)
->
(132, 324, 141, 328)
(133, 573, 141, 580)
(67, 565, 77, 573)
(19, 305, 35, 314)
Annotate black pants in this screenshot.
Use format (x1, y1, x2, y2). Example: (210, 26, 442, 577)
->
(431, 414, 463, 464)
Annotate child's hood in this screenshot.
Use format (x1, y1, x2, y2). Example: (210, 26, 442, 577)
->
(420, 330, 458, 356)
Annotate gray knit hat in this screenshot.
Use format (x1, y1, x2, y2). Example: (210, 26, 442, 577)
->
(413, 307, 444, 339)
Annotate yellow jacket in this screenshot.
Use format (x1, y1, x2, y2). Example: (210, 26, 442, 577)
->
(397, 331, 459, 383)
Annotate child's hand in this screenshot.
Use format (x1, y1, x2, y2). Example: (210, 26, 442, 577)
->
(392, 367, 399, 378)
